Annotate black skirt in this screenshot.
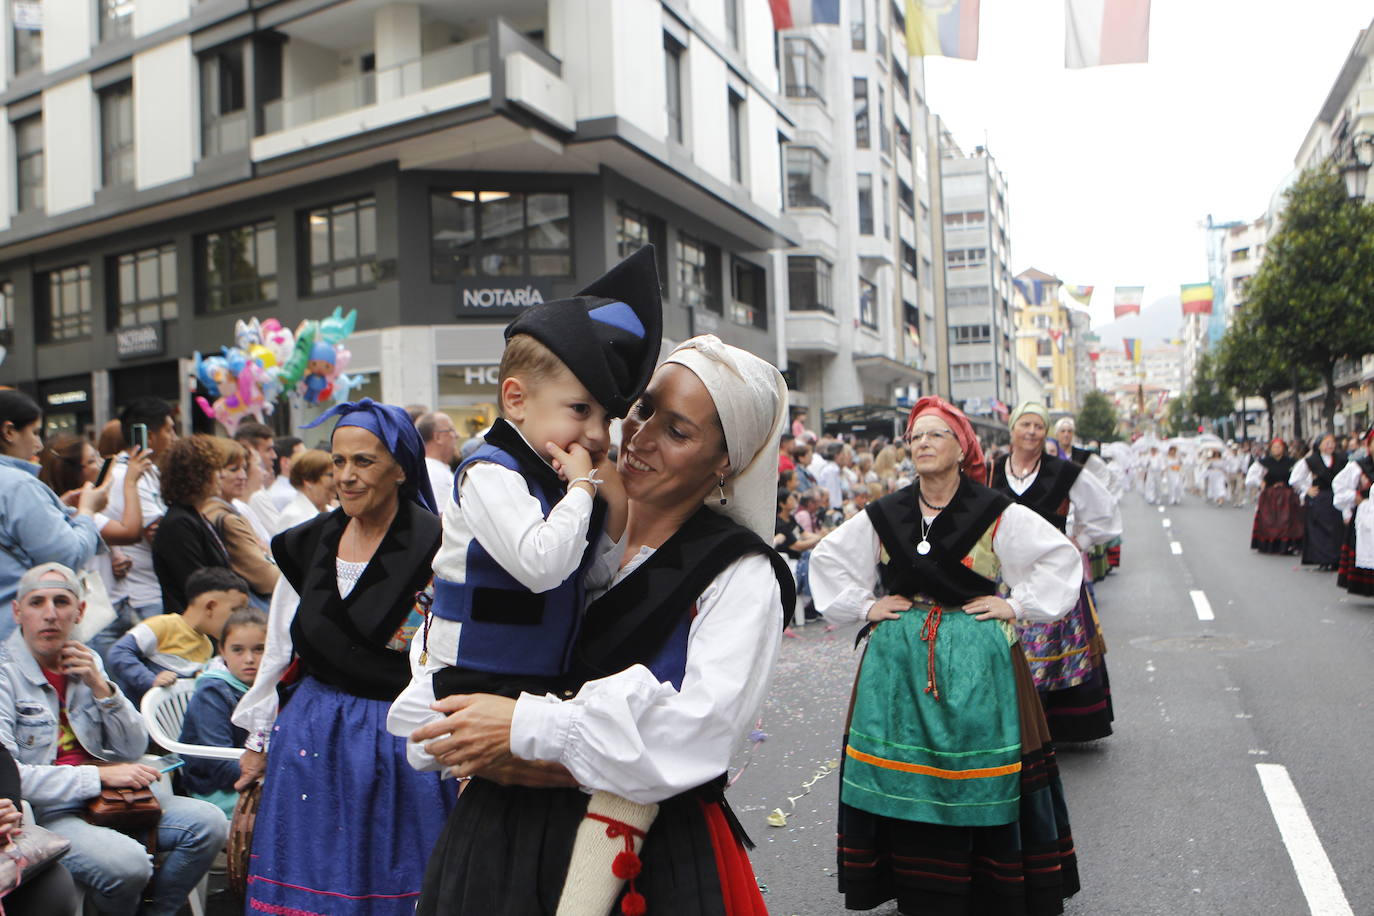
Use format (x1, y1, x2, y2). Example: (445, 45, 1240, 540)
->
(1252, 485, 1303, 554)
(1300, 490, 1344, 567)
(1337, 517, 1374, 596)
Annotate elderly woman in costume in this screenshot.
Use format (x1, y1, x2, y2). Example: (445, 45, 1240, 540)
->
(1289, 433, 1346, 570)
(410, 336, 793, 916)
(989, 401, 1121, 744)
(1245, 437, 1305, 554)
(811, 397, 1082, 915)
(1333, 427, 1374, 595)
(1054, 416, 1121, 581)
(232, 400, 453, 915)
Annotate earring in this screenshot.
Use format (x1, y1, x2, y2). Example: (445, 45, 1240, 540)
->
(717, 478, 727, 506)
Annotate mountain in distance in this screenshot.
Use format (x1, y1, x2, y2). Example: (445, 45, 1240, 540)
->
(1091, 294, 1185, 346)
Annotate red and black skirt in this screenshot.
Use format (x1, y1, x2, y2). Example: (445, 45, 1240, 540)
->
(1337, 517, 1374, 596)
(1251, 484, 1304, 554)
(417, 776, 764, 916)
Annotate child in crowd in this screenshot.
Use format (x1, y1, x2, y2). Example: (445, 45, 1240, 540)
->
(107, 567, 249, 705)
(179, 607, 267, 817)
(386, 247, 664, 915)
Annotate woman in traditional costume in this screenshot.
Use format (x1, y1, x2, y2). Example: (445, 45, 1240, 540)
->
(1054, 417, 1120, 580)
(1246, 437, 1304, 554)
(1333, 427, 1374, 596)
(811, 397, 1082, 916)
(232, 399, 453, 915)
(989, 401, 1120, 743)
(411, 336, 793, 916)
(1289, 433, 1346, 570)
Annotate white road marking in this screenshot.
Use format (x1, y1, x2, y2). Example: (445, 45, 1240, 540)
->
(1162, 518, 1172, 528)
(1189, 590, 1214, 621)
(1170, 541, 1183, 555)
(1158, 505, 1165, 513)
(1255, 763, 1354, 916)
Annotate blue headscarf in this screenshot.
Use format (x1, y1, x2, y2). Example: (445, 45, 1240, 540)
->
(303, 398, 437, 514)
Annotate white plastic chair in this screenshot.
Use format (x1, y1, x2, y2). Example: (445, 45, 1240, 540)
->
(140, 679, 245, 762)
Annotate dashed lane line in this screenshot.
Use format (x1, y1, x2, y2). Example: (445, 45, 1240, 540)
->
(1255, 763, 1355, 916)
(1170, 542, 1183, 555)
(1189, 590, 1214, 621)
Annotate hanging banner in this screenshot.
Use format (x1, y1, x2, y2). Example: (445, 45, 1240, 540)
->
(1065, 0, 1151, 69)
(1113, 286, 1144, 318)
(906, 0, 981, 60)
(1066, 284, 1094, 306)
(1180, 282, 1214, 315)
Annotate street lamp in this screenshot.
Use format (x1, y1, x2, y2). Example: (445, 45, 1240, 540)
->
(1338, 131, 1374, 200)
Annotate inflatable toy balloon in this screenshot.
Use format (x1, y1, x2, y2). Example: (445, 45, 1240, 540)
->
(333, 345, 351, 375)
(249, 343, 277, 369)
(302, 340, 337, 405)
(318, 307, 357, 344)
(331, 372, 368, 404)
(261, 319, 294, 365)
(234, 317, 262, 351)
(278, 321, 317, 389)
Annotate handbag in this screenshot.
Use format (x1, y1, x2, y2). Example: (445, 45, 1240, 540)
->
(85, 787, 160, 854)
(0, 823, 71, 897)
(227, 782, 261, 898)
(71, 567, 117, 644)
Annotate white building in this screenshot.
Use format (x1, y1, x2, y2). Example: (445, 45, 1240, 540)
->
(0, 0, 799, 439)
(937, 125, 1015, 414)
(778, 0, 939, 428)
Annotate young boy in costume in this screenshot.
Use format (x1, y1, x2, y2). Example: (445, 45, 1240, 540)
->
(387, 247, 664, 915)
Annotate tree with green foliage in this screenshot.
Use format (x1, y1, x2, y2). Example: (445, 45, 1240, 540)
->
(1188, 352, 1236, 427)
(1245, 164, 1374, 434)
(1214, 306, 1319, 442)
(1077, 390, 1120, 442)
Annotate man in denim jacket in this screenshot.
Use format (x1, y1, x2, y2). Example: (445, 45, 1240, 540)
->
(0, 563, 227, 915)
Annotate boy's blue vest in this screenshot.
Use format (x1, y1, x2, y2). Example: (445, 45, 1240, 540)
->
(429, 419, 606, 679)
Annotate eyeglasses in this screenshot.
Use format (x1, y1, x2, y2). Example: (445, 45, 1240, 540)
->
(907, 430, 954, 444)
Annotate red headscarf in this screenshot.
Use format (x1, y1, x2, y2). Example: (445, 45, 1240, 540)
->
(906, 396, 987, 484)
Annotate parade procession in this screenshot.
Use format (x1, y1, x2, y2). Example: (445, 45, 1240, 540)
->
(0, 0, 1372, 914)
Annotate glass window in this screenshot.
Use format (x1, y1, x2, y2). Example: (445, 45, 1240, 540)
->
(853, 78, 869, 149)
(724, 0, 740, 49)
(304, 196, 378, 295)
(851, 0, 866, 49)
(788, 256, 832, 313)
(39, 264, 92, 342)
(731, 258, 766, 330)
(892, 54, 908, 93)
(98, 0, 133, 42)
(857, 173, 873, 235)
(859, 277, 878, 329)
(100, 82, 134, 188)
(675, 233, 720, 314)
(665, 35, 685, 144)
(111, 243, 176, 327)
(201, 220, 277, 312)
(14, 114, 42, 213)
(12, 0, 40, 74)
(786, 146, 829, 211)
(901, 242, 917, 276)
(783, 38, 824, 102)
(881, 176, 890, 239)
(200, 44, 247, 157)
(1037, 338, 1052, 356)
(430, 190, 572, 282)
(897, 179, 914, 214)
(878, 84, 890, 153)
(728, 91, 745, 184)
(896, 122, 911, 158)
(950, 324, 991, 344)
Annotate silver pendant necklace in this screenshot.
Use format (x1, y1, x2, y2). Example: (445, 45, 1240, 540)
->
(917, 515, 934, 555)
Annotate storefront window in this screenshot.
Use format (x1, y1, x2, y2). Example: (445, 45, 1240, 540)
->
(437, 364, 500, 439)
(430, 190, 572, 282)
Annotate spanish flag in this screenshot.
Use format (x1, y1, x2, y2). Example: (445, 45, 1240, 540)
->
(906, 0, 980, 60)
(1180, 282, 1214, 316)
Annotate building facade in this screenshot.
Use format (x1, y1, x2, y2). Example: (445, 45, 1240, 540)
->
(1011, 267, 1084, 414)
(0, 0, 798, 439)
(778, 0, 939, 428)
(936, 124, 1014, 420)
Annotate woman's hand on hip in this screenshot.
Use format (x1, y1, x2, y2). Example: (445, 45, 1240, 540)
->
(235, 749, 266, 791)
(865, 595, 912, 622)
(414, 694, 518, 777)
(962, 596, 1015, 622)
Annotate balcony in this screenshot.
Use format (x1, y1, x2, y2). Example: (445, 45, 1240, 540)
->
(786, 310, 841, 355)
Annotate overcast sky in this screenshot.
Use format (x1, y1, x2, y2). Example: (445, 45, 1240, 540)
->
(923, 0, 1374, 331)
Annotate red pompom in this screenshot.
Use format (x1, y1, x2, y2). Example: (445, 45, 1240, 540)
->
(612, 850, 641, 880)
(620, 890, 647, 916)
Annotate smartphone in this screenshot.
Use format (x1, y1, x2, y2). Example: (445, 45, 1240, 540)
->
(131, 423, 148, 452)
(94, 457, 113, 487)
(155, 753, 185, 774)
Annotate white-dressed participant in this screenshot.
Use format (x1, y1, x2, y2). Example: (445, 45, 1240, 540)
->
(1333, 431, 1374, 595)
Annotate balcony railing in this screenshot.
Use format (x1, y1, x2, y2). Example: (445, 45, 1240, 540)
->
(263, 38, 491, 134)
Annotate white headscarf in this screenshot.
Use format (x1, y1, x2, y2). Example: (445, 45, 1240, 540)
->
(663, 335, 789, 541)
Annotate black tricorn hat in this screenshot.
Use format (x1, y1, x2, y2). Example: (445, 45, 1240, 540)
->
(504, 245, 663, 419)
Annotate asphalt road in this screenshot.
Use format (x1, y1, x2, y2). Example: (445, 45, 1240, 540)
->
(735, 491, 1374, 916)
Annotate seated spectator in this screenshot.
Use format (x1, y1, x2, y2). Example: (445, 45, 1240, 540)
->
(275, 448, 335, 532)
(0, 562, 227, 915)
(0, 739, 80, 915)
(202, 438, 278, 605)
(152, 436, 252, 613)
(0, 391, 106, 642)
(178, 607, 266, 818)
(107, 568, 248, 706)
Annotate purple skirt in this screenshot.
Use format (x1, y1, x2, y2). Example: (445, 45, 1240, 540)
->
(246, 676, 457, 915)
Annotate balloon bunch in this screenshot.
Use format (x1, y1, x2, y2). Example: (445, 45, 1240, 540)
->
(193, 308, 368, 434)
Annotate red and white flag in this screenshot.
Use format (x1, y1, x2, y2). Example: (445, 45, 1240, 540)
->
(1064, 0, 1150, 69)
